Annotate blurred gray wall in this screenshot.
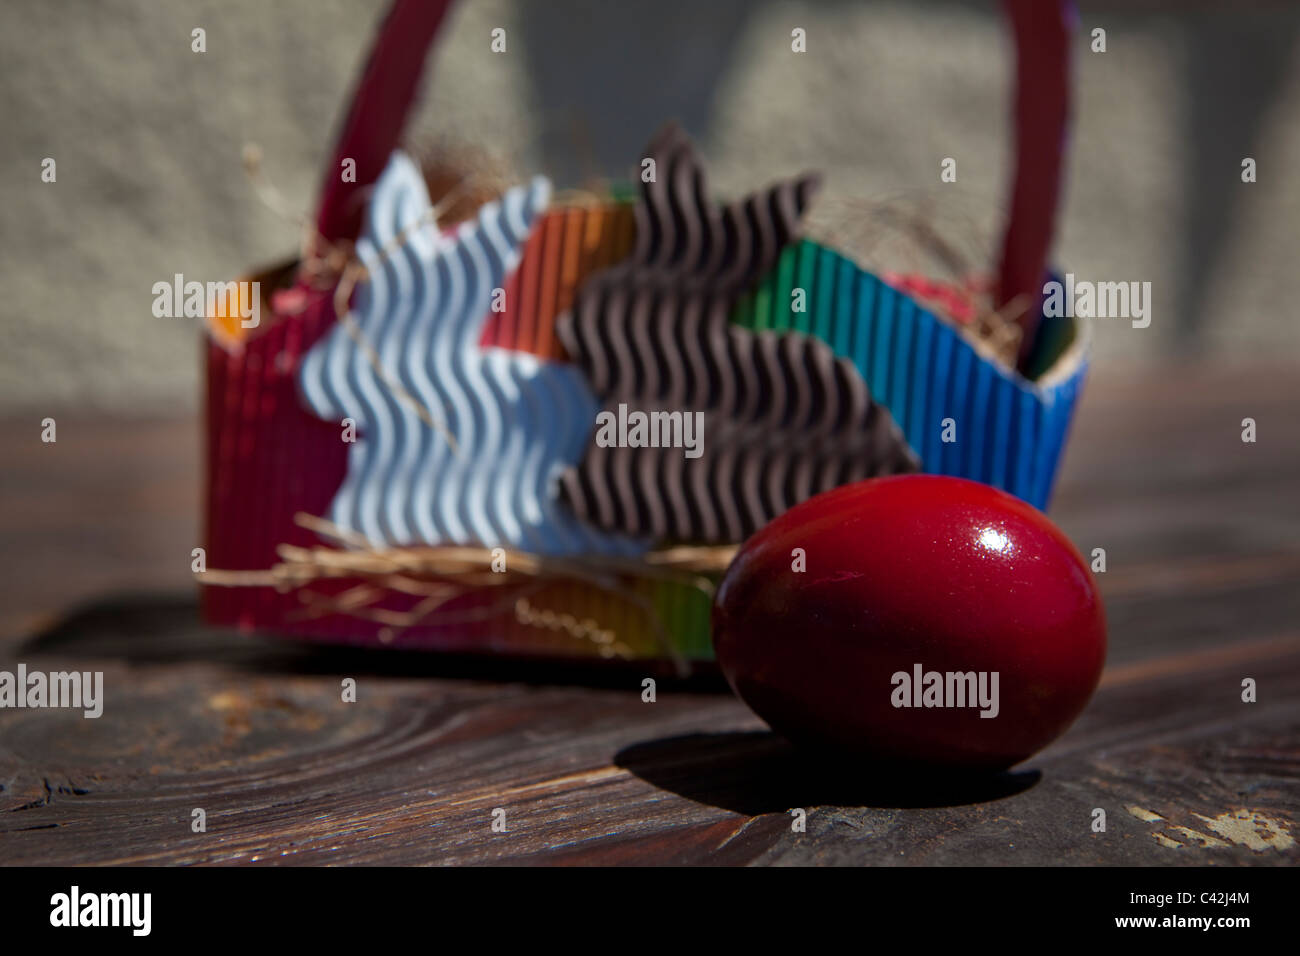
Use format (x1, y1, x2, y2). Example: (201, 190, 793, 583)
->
(2, 0, 1298, 413)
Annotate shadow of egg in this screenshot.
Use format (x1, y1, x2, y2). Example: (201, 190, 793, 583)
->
(614, 731, 1041, 815)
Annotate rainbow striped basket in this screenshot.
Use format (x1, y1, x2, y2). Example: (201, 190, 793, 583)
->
(200, 0, 1086, 674)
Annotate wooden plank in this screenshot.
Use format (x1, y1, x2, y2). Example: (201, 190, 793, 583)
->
(1, 360, 1298, 865)
(1, 621, 1295, 865)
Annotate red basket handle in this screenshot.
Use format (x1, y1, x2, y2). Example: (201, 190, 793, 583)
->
(314, 0, 456, 246)
(314, 0, 1072, 366)
(999, 0, 1074, 370)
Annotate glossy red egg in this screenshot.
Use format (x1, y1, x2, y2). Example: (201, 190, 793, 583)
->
(712, 475, 1106, 770)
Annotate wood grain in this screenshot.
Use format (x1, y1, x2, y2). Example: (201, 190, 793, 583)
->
(1, 360, 1297, 865)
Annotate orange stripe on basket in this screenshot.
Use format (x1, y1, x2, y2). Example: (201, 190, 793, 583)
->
(480, 203, 633, 360)
(510, 215, 545, 352)
(534, 214, 564, 355)
(545, 208, 586, 358)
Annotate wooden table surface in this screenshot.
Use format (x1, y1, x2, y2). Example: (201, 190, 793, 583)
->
(1, 360, 1297, 866)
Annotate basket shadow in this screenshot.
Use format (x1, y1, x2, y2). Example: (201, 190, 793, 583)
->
(614, 731, 1041, 813)
(17, 593, 729, 691)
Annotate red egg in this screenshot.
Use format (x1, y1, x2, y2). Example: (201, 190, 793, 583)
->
(712, 475, 1106, 770)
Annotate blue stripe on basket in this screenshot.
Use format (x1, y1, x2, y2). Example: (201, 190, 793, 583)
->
(890, 297, 915, 431)
(911, 311, 935, 463)
(998, 385, 1019, 496)
(872, 281, 895, 405)
(987, 374, 1011, 489)
(1012, 387, 1038, 500)
(932, 322, 958, 475)
(814, 246, 837, 344)
(854, 268, 877, 384)
(833, 253, 856, 358)
(1034, 362, 1087, 508)
(968, 357, 992, 485)
(1029, 388, 1057, 506)
(953, 328, 976, 477)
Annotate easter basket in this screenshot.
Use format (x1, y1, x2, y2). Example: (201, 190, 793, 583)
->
(199, 0, 1085, 674)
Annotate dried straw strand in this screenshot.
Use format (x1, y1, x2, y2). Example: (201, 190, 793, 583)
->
(197, 513, 729, 675)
